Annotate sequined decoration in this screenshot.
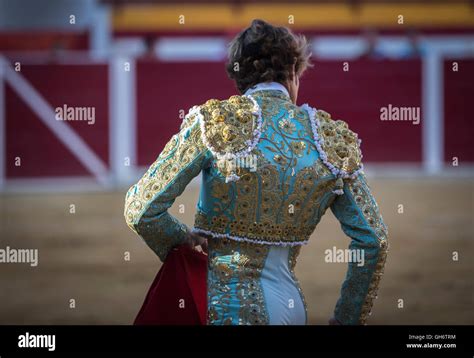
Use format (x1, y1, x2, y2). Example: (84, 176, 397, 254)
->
(207, 237, 270, 325)
(348, 173, 389, 324)
(199, 95, 262, 182)
(124, 110, 209, 260)
(123, 88, 389, 325)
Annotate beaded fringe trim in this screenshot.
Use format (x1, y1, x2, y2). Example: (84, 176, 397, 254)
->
(301, 103, 364, 195)
(192, 227, 309, 246)
(188, 95, 263, 183)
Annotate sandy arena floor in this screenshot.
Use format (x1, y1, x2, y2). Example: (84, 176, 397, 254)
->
(0, 177, 473, 324)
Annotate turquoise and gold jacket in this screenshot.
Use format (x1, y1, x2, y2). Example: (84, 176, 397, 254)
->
(124, 84, 388, 325)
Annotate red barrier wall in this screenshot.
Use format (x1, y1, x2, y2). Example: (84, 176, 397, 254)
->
(136, 59, 423, 165)
(6, 64, 109, 178)
(4, 58, 471, 180)
(136, 60, 236, 166)
(444, 59, 474, 164)
(0, 32, 89, 51)
(299, 59, 422, 163)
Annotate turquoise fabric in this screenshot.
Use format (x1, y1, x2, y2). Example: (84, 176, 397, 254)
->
(261, 246, 307, 325)
(125, 86, 388, 325)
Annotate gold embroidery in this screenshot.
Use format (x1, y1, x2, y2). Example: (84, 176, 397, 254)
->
(195, 211, 313, 244)
(289, 140, 307, 157)
(359, 240, 388, 325)
(195, 92, 340, 246)
(201, 96, 256, 155)
(194, 160, 336, 245)
(124, 114, 206, 233)
(207, 237, 270, 325)
(278, 118, 296, 134)
(200, 95, 259, 181)
(195, 105, 338, 245)
(348, 174, 389, 324)
(179, 110, 199, 131)
(273, 154, 288, 166)
(136, 215, 188, 261)
(234, 170, 258, 223)
(281, 162, 334, 227)
(316, 110, 362, 174)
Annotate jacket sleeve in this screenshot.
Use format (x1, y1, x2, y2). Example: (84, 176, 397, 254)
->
(124, 109, 210, 261)
(330, 171, 389, 325)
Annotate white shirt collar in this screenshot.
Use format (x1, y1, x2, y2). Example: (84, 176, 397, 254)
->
(244, 81, 290, 98)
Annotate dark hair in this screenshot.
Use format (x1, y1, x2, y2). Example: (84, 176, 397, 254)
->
(226, 19, 312, 93)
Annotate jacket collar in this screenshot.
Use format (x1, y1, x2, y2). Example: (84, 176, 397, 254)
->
(244, 81, 291, 100)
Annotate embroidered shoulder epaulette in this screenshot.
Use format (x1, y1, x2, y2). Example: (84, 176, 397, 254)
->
(301, 104, 363, 193)
(197, 95, 263, 182)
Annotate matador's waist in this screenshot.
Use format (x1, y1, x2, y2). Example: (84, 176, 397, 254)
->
(193, 212, 312, 246)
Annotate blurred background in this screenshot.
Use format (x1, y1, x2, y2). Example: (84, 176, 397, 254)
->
(0, 0, 472, 324)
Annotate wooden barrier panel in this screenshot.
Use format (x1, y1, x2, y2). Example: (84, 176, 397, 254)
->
(443, 59, 474, 164)
(4, 58, 471, 180)
(5, 64, 109, 178)
(136, 59, 423, 165)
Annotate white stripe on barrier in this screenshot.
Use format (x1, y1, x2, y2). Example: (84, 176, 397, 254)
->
(0, 56, 109, 185)
(422, 51, 444, 174)
(109, 56, 136, 186)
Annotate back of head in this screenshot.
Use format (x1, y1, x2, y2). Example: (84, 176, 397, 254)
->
(226, 19, 312, 94)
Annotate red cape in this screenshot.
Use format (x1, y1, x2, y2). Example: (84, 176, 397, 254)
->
(134, 244, 207, 325)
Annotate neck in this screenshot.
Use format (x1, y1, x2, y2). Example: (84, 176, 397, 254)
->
(244, 82, 290, 98)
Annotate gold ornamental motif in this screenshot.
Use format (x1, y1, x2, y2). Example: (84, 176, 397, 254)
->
(124, 114, 207, 234)
(194, 211, 313, 244)
(316, 110, 362, 174)
(207, 237, 270, 325)
(124, 89, 389, 325)
(200, 95, 259, 180)
(348, 174, 389, 324)
(200, 95, 256, 156)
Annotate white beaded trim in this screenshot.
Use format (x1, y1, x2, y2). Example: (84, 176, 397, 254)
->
(191, 95, 263, 183)
(224, 173, 240, 183)
(333, 189, 345, 196)
(301, 103, 364, 184)
(192, 227, 309, 246)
